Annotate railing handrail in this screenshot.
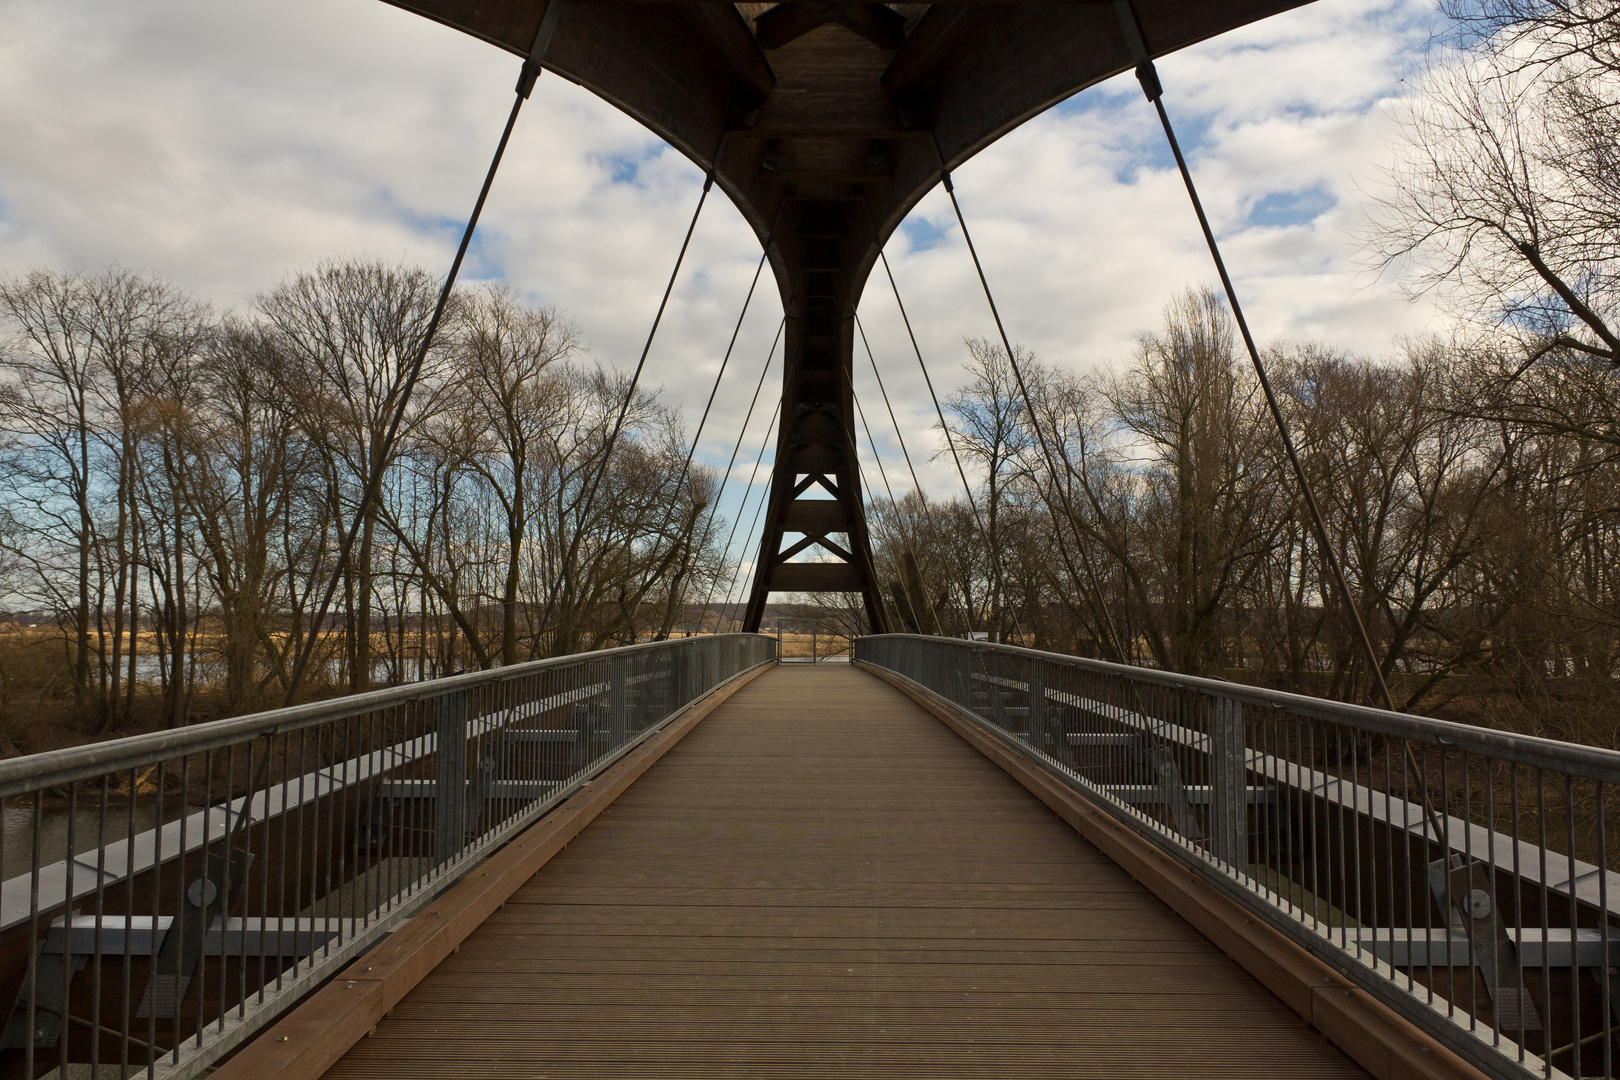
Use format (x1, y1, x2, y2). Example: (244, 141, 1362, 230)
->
(0, 634, 774, 799)
(858, 633, 1620, 1080)
(0, 632, 776, 1080)
(865, 634, 1620, 783)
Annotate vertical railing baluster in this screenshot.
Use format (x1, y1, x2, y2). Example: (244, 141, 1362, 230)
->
(1538, 767, 1551, 1078)
(59, 779, 75, 1080)
(1569, 774, 1582, 1078)
(1598, 782, 1611, 1080)
(91, 773, 108, 1079)
(1208, 695, 1245, 872)
(611, 655, 627, 750)
(1028, 658, 1044, 761)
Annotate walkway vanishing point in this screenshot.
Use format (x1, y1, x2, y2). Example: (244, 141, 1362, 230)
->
(232, 663, 1373, 1080)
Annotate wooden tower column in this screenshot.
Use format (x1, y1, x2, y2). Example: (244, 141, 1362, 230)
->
(743, 199, 889, 633)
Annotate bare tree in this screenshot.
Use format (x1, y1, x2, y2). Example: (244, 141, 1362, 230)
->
(258, 259, 455, 691)
(945, 338, 1034, 640)
(0, 268, 206, 728)
(174, 320, 307, 708)
(1369, 4, 1619, 362)
(0, 270, 103, 721)
(1104, 289, 1285, 674)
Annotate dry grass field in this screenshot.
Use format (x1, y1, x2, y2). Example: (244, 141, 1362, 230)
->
(772, 630, 853, 661)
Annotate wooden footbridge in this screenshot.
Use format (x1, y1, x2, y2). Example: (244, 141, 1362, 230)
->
(3, 635, 1616, 1080)
(8, 4, 1620, 1080)
(297, 664, 1365, 1080)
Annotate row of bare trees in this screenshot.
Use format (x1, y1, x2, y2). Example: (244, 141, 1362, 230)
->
(856, 0, 1620, 742)
(0, 260, 726, 730)
(857, 292, 1620, 743)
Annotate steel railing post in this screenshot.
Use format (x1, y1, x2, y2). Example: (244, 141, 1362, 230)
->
(1207, 694, 1246, 870)
(610, 655, 628, 745)
(1028, 657, 1045, 756)
(434, 689, 469, 865)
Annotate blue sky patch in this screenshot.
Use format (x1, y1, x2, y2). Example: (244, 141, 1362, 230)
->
(1076, 94, 1218, 184)
(592, 144, 665, 187)
(1248, 186, 1335, 228)
(900, 216, 951, 253)
(461, 230, 505, 283)
(374, 188, 462, 240)
(372, 188, 505, 279)
(603, 153, 639, 184)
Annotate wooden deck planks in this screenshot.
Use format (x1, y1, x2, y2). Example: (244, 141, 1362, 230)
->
(322, 664, 1366, 1079)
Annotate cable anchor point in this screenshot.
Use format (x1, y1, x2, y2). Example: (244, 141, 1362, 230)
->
(1135, 60, 1163, 103)
(516, 60, 542, 99)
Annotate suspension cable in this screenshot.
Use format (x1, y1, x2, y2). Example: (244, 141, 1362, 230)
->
(626, 214, 783, 633)
(854, 312, 976, 634)
(854, 314, 929, 506)
(722, 466, 779, 625)
(1041, 419, 1138, 664)
(690, 320, 783, 630)
(861, 202, 1011, 637)
(843, 433, 906, 632)
(1108, 3, 1393, 709)
(709, 397, 783, 626)
(699, 389, 782, 628)
(840, 361, 946, 635)
(280, 3, 565, 705)
(926, 134, 1133, 665)
(535, 152, 723, 649)
(929, 147, 1199, 785)
(1110, 0, 1451, 847)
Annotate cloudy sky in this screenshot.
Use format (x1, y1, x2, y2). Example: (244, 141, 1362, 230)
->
(0, 0, 1452, 580)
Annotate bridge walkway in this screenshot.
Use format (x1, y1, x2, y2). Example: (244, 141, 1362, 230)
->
(321, 664, 1365, 1079)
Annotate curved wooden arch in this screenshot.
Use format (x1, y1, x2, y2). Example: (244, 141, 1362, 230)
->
(380, 1, 1314, 631)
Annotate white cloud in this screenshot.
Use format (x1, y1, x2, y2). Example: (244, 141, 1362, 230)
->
(0, 0, 1454, 558)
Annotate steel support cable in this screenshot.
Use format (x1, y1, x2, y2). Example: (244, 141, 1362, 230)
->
(848, 325, 961, 634)
(855, 311, 977, 634)
(280, 4, 566, 707)
(626, 214, 783, 632)
(1044, 427, 1137, 663)
(812, 259, 945, 637)
(861, 202, 1012, 637)
(535, 153, 723, 649)
(840, 361, 947, 636)
(925, 134, 1136, 668)
(811, 259, 948, 637)
(722, 457, 777, 621)
(710, 397, 783, 625)
(855, 314, 930, 506)
(924, 137, 1196, 802)
(1109, 0, 1452, 850)
(842, 427, 907, 632)
(848, 388, 932, 633)
(692, 319, 784, 631)
(696, 372, 782, 629)
(693, 270, 805, 632)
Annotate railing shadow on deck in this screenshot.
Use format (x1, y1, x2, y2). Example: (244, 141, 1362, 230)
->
(0, 633, 776, 1080)
(856, 633, 1620, 1080)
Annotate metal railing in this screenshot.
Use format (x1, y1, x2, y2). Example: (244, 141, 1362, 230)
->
(856, 634, 1620, 1080)
(0, 633, 775, 1080)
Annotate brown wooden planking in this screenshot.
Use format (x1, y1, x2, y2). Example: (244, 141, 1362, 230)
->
(213, 659, 773, 1080)
(859, 661, 1492, 1080)
(317, 665, 1369, 1080)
